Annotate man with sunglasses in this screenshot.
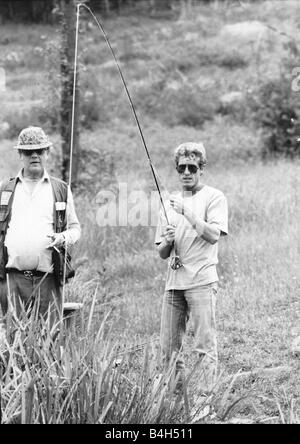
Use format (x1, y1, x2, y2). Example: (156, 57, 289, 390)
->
(0, 126, 81, 321)
(155, 142, 228, 399)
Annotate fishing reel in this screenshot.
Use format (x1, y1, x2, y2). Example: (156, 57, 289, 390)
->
(170, 255, 183, 271)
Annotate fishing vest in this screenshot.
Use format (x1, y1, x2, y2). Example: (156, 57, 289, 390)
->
(0, 176, 69, 281)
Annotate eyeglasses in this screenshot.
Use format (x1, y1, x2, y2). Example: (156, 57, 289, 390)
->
(20, 149, 48, 156)
(176, 164, 199, 174)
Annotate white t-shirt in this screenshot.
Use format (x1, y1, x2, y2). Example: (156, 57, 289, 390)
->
(155, 185, 228, 290)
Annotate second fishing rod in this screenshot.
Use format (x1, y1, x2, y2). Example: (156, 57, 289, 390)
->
(75, 3, 183, 271)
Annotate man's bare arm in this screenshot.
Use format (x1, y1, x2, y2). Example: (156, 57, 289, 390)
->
(169, 195, 221, 244)
(157, 225, 175, 259)
(157, 239, 174, 259)
(183, 207, 221, 244)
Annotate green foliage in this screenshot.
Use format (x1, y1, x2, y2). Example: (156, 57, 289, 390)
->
(80, 91, 101, 129)
(3, 107, 47, 139)
(249, 75, 300, 158)
(0, 302, 188, 424)
(0, 0, 179, 24)
(0, 0, 56, 24)
(248, 36, 300, 159)
(216, 50, 249, 70)
(79, 69, 122, 128)
(136, 78, 220, 128)
(76, 144, 117, 195)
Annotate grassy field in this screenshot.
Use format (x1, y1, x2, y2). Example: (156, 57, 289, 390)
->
(1, 0, 300, 424)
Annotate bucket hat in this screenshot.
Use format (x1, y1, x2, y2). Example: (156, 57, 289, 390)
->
(14, 126, 53, 150)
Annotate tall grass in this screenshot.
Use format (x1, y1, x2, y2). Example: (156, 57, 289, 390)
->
(1, 296, 267, 424)
(0, 299, 197, 424)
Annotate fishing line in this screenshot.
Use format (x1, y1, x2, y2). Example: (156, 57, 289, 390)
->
(78, 2, 170, 225)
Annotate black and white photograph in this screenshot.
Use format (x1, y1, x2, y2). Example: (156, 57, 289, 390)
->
(0, 0, 299, 427)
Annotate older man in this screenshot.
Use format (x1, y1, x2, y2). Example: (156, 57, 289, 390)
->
(0, 126, 81, 320)
(155, 142, 228, 395)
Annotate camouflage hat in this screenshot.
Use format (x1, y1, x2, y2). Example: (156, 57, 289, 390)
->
(14, 126, 53, 150)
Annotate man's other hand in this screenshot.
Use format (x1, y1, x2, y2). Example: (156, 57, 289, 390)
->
(164, 225, 175, 245)
(170, 195, 185, 215)
(47, 233, 65, 249)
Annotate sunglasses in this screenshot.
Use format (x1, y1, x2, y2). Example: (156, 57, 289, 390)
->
(176, 164, 199, 174)
(20, 149, 48, 156)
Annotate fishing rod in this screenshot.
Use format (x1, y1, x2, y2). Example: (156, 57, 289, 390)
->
(78, 3, 170, 225)
(61, 2, 81, 316)
(69, 3, 182, 270)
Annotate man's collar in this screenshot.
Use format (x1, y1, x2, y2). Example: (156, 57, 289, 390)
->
(17, 169, 50, 182)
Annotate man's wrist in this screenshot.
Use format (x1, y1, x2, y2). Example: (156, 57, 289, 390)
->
(61, 232, 67, 245)
(183, 205, 193, 219)
(191, 218, 205, 234)
(185, 210, 201, 231)
(182, 207, 193, 223)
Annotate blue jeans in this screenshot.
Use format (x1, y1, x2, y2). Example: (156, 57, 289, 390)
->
(160, 283, 218, 393)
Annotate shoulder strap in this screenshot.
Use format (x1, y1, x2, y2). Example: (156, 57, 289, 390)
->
(0, 177, 18, 207)
(49, 176, 69, 233)
(0, 177, 17, 194)
(0, 177, 18, 230)
(49, 176, 68, 204)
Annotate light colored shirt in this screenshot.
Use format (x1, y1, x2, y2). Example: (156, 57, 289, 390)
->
(155, 185, 228, 291)
(4, 170, 81, 273)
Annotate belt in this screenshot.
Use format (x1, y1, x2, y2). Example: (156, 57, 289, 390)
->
(6, 268, 49, 278)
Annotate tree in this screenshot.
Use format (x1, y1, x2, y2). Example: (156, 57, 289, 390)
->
(151, 0, 173, 10)
(0, 0, 56, 23)
(60, 0, 80, 186)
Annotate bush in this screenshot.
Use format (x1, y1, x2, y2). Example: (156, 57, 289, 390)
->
(80, 91, 101, 129)
(4, 107, 47, 139)
(216, 51, 249, 70)
(164, 85, 219, 127)
(3, 98, 60, 141)
(156, 40, 249, 75)
(76, 140, 117, 196)
(248, 37, 300, 159)
(249, 76, 300, 159)
(136, 78, 220, 128)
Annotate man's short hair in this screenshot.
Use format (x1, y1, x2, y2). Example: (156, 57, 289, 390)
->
(174, 142, 207, 168)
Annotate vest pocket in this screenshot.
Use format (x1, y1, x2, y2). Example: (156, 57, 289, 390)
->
(0, 210, 8, 223)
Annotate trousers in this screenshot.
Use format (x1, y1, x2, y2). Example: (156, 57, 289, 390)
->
(0, 271, 62, 322)
(160, 282, 218, 393)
